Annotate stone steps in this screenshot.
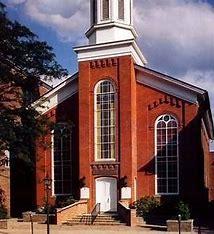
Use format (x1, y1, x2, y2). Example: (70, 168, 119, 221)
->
(64, 213, 126, 226)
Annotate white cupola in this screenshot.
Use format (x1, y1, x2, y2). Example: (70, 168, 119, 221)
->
(86, 0, 137, 44)
(74, 0, 147, 66)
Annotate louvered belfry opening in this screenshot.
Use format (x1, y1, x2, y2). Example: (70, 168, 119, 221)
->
(91, 0, 97, 24)
(118, 0, 124, 20)
(102, 0, 110, 20)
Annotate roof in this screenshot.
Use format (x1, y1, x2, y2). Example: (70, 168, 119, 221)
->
(33, 73, 78, 114)
(135, 65, 206, 96)
(39, 80, 52, 90)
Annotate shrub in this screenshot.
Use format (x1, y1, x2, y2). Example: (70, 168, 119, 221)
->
(176, 201, 191, 220)
(0, 206, 7, 219)
(55, 196, 77, 208)
(155, 199, 179, 217)
(136, 196, 160, 218)
(36, 205, 56, 214)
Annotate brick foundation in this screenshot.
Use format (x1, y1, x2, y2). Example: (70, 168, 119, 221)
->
(56, 200, 88, 224)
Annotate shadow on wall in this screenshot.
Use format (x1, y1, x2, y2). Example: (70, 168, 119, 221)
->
(138, 101, 210, 212)
(35, 92, 80, 210)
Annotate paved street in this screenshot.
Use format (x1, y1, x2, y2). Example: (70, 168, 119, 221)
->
(0, 220, 201, 234)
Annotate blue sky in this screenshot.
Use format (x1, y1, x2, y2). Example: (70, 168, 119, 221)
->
(2, 1, 78, 75)
(3, 0, 214, 76)
(2, 0, 214, 131)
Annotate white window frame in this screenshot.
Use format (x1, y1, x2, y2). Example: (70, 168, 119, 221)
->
(51, 123, 73, 196)
(94, 80, 117, 161)
(155, 114, 179, 195)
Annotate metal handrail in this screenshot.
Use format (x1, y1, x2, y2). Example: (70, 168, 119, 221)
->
(91, 203, 100, 224)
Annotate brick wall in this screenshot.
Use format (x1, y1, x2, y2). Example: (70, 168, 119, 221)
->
(78, 56, 138, 210)
(135, 68, 209, 205)
(0, 167, 10, 217)
(209, 152, 214, 201)
(36, 94, 79, 207)
(35, 55, 211, 212)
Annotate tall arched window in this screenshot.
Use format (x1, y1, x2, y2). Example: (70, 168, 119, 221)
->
(118, 0, 125, 20)
(53, 123, 73, 195)
(102, 0, 110, 20)
(95, 80, 116, 160)
(155, 115, 179, 195)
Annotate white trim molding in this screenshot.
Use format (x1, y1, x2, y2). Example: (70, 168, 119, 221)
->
(34, 73, 78, 114)
(94, 80, 117, 161)
(135, 66, 205, 104)
(74, 39, 147, 66)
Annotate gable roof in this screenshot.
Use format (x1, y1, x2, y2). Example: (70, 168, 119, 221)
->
(39, 80, 52, 91)
(34, 73, 78, 114)
(135, 65, 214, 140)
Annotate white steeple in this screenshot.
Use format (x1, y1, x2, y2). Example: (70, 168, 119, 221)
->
(86, 0, 137, 44)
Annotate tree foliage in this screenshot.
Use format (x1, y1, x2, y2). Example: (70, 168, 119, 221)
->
(0, 2, 67, 163)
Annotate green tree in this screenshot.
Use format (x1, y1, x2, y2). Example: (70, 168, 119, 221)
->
(0, 2, 67, 163)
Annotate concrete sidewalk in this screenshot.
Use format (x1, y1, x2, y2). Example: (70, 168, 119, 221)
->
(0, 220, 197, 234)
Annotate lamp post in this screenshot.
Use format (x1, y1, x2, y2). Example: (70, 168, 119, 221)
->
(178, 214, 181, 234)
(44, 174, 52, 234)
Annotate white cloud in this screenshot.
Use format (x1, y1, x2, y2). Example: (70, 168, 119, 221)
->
(12, 0, 89, 44)
(182, 69, 214, 150)
(5, 0, 214, 117)
(135, 0, 214, 75)
(182, 69, 214, 108)
(7, 0, 214, 72)
(134, 0, 214, 127)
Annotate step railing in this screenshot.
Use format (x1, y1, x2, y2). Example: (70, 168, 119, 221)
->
(91, 203, 100, 224)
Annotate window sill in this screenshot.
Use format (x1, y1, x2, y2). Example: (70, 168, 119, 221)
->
(155, 193, 179, 196)
(92, 160, 119, 164)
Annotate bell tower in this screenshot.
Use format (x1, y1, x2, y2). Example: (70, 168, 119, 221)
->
(87, 0, 137, 44)
(75, 0, 145, 210)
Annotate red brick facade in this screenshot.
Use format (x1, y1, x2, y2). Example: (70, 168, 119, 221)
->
(35, 55, 213, 212)
(209, 152, 214, 201)
(36, 94, 79, 207)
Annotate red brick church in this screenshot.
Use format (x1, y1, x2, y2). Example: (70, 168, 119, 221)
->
(35, 0, 214, 217)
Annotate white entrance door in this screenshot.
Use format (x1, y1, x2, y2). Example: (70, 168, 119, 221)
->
(95, 177, 117, 212)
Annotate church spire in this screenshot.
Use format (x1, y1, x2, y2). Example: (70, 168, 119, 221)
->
(86, 0, 137, 45)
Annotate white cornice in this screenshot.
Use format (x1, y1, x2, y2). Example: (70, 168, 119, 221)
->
(85, 22, 138, 39)
(74, 40, 147, 66)
(135, 65, 205, 95)
(135, 66, 206, 104)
